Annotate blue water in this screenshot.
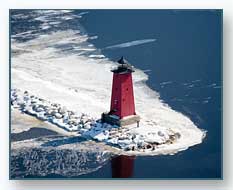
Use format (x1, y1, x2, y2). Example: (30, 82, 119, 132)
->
(11, 9, 222, 178)
(78, 10, 222, 178)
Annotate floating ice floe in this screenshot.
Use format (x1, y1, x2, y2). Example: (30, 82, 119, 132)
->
(11, 136, 112, 178)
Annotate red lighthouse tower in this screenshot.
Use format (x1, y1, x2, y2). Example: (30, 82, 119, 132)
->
(102, 57, 140, 127)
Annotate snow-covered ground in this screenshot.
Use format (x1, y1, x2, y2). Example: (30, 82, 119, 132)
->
(11, 10, 206, 156)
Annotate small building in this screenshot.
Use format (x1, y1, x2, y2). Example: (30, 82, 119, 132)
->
(102, 57, 140, 127)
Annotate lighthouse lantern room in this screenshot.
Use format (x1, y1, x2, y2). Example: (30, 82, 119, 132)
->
(102, 57, 140, 127)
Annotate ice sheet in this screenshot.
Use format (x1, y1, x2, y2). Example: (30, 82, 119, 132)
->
(11, 10, 206, 156)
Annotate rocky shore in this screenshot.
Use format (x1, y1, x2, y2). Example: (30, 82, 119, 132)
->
(11, 89, 181, 153)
